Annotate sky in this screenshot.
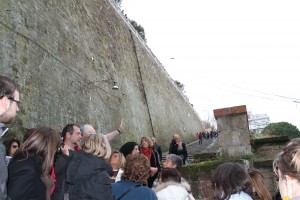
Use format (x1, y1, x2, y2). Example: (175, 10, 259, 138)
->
(122, 0, 300, 130)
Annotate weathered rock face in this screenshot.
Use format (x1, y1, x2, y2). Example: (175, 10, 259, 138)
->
(0, 0, 203, 150)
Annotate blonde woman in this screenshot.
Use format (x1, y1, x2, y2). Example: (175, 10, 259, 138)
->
(169, 134, 188, 165)
(109, 150, 126, 183)
(64, 134, 114, 200)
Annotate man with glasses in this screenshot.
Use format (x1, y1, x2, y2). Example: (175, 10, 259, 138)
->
(0, 75, 20, 200)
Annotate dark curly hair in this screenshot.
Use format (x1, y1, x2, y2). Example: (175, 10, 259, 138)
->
(122, 154, 150, 185)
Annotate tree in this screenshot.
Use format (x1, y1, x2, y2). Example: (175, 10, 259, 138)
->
(261, 122, 300, 139)
(114, 0, 122, 7)
(129, 20, 146, 41)
(201, 116, 217, 131)
(174, 80, 185, 93)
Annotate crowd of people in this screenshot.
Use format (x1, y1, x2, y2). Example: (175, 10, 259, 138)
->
(0, 75, 195, 200)
(1, 74, 300, 200)
(196, 130, 218, 145)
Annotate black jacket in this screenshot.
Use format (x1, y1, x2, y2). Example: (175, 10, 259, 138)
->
(169, 142, 188, 160)
(8, 153, 45, 200)
(147, 150, 161, 188)
(153, 143, 162, 162)
(51, 149, 75, 200)
(64, 151, 114, 200)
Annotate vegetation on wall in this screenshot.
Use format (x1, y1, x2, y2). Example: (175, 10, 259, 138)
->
(261, 122, 300, 139)
(129, 20, 146, 41)
(174, 80, 185, 93)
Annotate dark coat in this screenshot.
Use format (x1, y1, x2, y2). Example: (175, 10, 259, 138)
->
(112, 180, 157, 200)
(63, 151, 114, 200)
(169, 142, 188, 164)
(0, 142, 8, 200)
(153, 143, 162, 162)
(8, 153, 46, 200)
(147, 150, 161, 188)
(51, 149, 75, 200)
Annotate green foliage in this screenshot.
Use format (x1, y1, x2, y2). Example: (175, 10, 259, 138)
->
(114, 0, 122, 7)
(174, 80, 185, 92)
(129, 20, 146, 41)
(261, 122, 300, 139)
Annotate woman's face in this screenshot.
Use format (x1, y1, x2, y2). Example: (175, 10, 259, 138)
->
(110, 153, 120, 166)
(10, 142, 19, 156)
(141, 139, 149, 148)
(131, 145, 140, 155)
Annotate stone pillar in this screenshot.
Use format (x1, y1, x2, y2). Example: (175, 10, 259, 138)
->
(213, 105, 251, 158)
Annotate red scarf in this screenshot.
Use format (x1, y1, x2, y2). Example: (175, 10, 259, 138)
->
(141, 147, 152, 160)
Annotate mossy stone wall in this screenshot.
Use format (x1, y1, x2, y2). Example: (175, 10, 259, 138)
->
(0, 0, 203, 150)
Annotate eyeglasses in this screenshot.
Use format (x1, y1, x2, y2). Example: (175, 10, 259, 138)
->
(8, 97, 21, 107)
(12, 145, 19, 148)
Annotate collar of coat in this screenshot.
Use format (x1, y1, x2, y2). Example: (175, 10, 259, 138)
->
(152, 181, 191, 193)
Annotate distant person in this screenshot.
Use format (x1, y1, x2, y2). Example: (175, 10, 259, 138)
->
(119, 141, 140, 158)
(153, 168, 194, 200)
(211, 162, 253, 200)
(63, 134, 114, 200)
(248, 168, 272, 200)
(4, 138, 20, 157)
(0, 75, 20, 200)
(80, 118, 125, 141)
(7, 126, 61, 200)
(169, 134, 188, 165)
(112, 154, 158, 200)
(151, 136, 162, 162)
(168, 134, 176, 154)
(196, 132, 202, 145)
(273, 138, 300, 200)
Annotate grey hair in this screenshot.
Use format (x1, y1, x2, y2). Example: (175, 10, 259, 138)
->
(166, 154, 183, 169)
(80, 124, 95, 135)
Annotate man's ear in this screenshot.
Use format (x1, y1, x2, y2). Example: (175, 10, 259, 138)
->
(66, 132, 71, 138)
(0, 96, 10, 110)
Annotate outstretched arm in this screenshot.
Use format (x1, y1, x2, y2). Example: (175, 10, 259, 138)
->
(106, 118, 125, 141)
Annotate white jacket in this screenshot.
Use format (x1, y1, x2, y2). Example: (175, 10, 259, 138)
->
(229, 191, 253, 200)
(153, 181, 195, 200)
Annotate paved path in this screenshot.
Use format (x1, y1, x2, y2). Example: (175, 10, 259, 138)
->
(186, 137, 219, 155)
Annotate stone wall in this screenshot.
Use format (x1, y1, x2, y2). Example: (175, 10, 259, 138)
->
(0, 0, 203, 150)
(214, 105, 251, 157)
(252, 136, 289, 196)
